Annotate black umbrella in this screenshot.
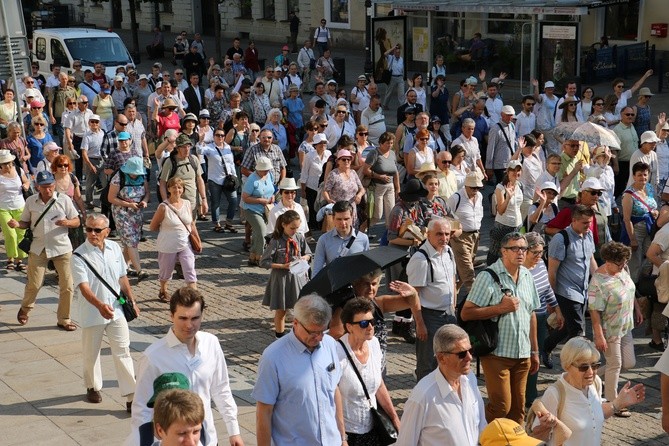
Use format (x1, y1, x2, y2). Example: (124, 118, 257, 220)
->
(300, 246, 408, 304)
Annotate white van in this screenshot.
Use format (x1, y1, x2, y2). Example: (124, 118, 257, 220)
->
(32, 28, 134, 80)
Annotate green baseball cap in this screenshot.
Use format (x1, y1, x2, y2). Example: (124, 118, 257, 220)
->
(147, 372, 190, 408)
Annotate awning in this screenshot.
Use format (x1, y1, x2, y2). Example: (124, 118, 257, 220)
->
(373, 0, 590, 15)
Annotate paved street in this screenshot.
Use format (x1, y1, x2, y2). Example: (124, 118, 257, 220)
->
(1, 27, 669, 445)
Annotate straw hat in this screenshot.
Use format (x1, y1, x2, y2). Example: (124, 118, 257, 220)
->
(278, 177, 300, 191)
(415, 162, 438, 179)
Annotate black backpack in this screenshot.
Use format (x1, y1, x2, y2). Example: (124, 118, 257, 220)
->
(161, 153, 199, 181)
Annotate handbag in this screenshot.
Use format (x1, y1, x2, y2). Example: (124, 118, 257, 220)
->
(215, 146, 241, 191)
(73, 252, 137, 322)
(456, 268, 501, 356)
(165, 202, 203, 253)
(18, 195, 58, 254)
(337, 339, 398, 445)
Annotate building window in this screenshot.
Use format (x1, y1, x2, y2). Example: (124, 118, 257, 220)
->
(325, 0, 349, 28)
(160, 0, 173, 14)
(604, 0, 640, 40)
(263, 0, 275, 20)
(287, 0, 299, 18)
(240, 0, 252, 18)
(487, 13, 531, 35)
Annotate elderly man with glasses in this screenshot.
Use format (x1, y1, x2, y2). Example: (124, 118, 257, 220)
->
(460, 231, 540, 424)
(397, 324, 487, 446)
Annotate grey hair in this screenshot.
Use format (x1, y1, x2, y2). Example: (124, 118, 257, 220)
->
(294, 294, 332, 327)
(560, 337, 600, 370)
(433, 324, 469, 355)
(427, 217, 451, 232)
(7, 122, 22, 132)
(501, 231, 526, 247)
(524, 232, 545, 248)
(86, 213, 110, 227)
(462, 118, 475, 128)
(266, 108, 282, 123)
(124, 103, 137, 111)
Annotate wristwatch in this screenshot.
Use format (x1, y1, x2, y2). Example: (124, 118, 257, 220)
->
(342, 434, 348, 442)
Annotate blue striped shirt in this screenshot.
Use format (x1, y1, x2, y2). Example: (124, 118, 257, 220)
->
(529, 261, 557, 315)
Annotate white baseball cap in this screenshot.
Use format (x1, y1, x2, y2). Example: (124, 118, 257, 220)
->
(544, 81, 555, 89)
(501, 105, 515, 115)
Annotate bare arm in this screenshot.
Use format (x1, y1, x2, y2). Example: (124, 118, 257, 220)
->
(629, 69, 653, 94)
(547, 257, 560, 291)
(256, 402, 274, 446)
(149, 203, 166, 232)
(335, 387, 347, 445)
(375, 380, 401, 430)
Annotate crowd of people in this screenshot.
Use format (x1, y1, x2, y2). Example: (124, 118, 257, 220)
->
(4, 27, 669, 446)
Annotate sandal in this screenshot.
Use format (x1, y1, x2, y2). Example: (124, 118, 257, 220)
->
(614, 409, 632, 418)
(197, 214, 208, 221)
(224, 224, 239, 233)
(158, 291, 169, 303)
(17, 308, 28, 325)
(213, 225, 225, 233)
(16, 262, 26, 272)
(6, 261, 15, 270)
(56, 322, 77, 331)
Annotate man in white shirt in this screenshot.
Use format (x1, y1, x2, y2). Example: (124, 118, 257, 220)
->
(447, 172, 484, 300)
(72, 213, 138, 410)
(129, 287, 244, 446)
(515, 95, 537, 138)
(324, 104, 356, 149)
(485, 82, 504, 125)
(452, 118, 485, 179)
(382, 44, 405, 110)
(64, 95, 93, 179)
(555, 81, 584, 122)
(628, 130, 660, 188)
(297, 40, 316, 93)
(407, 218, 457, 381)
(360, 91, 385, 146)
(397, 324, 487, 446)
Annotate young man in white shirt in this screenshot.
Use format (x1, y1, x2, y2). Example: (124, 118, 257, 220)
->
(515, 95, 537, 138)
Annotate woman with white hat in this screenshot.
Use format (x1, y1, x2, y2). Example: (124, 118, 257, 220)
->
(267, 177, 308, 236)
(241, 156, 276, 266)
(0, 149, 30, 271)
(632, 87, 653, 137)
(323, 149, 365, 227)
(108, 157, 150, 279)
(300, 133, 331, 229)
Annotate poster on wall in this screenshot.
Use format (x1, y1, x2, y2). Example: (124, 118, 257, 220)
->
(539, 23, 578, 89)
(372, 16, 406, 83)
(413, 27, 429, 63)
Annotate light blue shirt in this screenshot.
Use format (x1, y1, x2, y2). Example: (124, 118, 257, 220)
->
(548, 225, 595, 303)
(240, 171, 274, 215)
(252, 331, 342, 445)
(312, 228, 370, 276)
(386, 55, 404, 76)
(72, 239, 127, 328)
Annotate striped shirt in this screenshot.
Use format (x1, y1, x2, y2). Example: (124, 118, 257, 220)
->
(528, 261, 557, 316)
(466, 260, 540, 359)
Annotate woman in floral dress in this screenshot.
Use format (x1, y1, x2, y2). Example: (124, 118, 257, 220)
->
(323, 149, 365, 227)
(108, 157, 150, 280)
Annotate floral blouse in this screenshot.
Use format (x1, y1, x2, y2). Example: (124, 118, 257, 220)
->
(588, 270, 635, 339)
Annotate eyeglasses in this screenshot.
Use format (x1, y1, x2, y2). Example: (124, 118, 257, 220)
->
(594, 102, 604, 106)
(298, 320, 326, 336)
(33, 122, 45, 127)
(444, 348, 474, 359)
(56, 164, 69, 168)
(0, 162, 12, 167)
(358, 132, 368, 136)
(587, 190, 603, 196)
(529, 248, 544, 256)
(568, 103, 577, 107)
(25, 81, 34, 84)
(441, 160, 452, 165)
(116, 121, 128, 126)
(339, 158, 352, 162)
(624, 113, 636, 117)
(419, 138, 430, 141)
(67, 102, 76, 105)
(242, 90, 250, 94)
(320, 124, 328, 128)
(214, 133, 226, 137)
(89, 120, 100, 123)
(573, 362, 601, 372)
(175, 72, 184, 75)
(336, 110, 347, 114)
(261, 136, 273, 140)
(85, 227, 107, 233)
(350, 318, 375, 329)
(616, 85, 625, 89)
(549, 162, 562, 165)
(502, 246, 528, 253)
(251, 129, 260, 133)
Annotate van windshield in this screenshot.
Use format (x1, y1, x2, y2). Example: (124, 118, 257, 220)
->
(64, 37, 131, 66)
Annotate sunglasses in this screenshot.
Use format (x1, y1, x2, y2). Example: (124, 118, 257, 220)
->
(594, 102, 604, 106)
(26, 81, 34, 84)
(0, 162, 12, 167)
(116, 122, 128, 126)
(33, 122, 45, 126)
(242, 90, 250, 94)
(445, 348, 474, 359)
(350, 318, 375, 329)
(616, 85, 625, 88)
(336, 110, 347, 114)
(67, 102, 76, 105)
(358, 132, 368, 136)
(419, 138, 430, 141)
(441, 160, 452, 165)
(251, 129, 260, 133)
(89, 120, 100, 123)
(624, 113, 636, 117)
(574, 362, 601, 372)
(503, 246, 528, 253)
(85, 227, 107, 233)
(469, 186, 482, 190)
(320, 124, 328, 128)
(282, 190, 297, 194)
(587, 190, 603, 196)
(56, 164, 69, 168)
(568, 103, 577, 107)
(175, 72, 184, 75)
(214, 133, 226, 137)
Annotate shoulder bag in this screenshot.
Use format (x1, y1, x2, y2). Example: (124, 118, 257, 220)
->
(18, 195, 58, 254)
(164, 202, 203, 253)
(73, 252, 137, 322)
(215, 146, 241, 191)
(337, 339, 398, 445)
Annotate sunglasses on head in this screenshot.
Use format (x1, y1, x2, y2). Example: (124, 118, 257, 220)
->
(351, 319, 374, 328)
(445, 348, 474, 359)
(85, 227, 107, 233)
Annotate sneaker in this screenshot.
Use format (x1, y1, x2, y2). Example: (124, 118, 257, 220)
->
(649, 340, 665, 352)
(86, 388, 102, 404)
(137, 270, 149, 282)
(541, 350, 554, 369)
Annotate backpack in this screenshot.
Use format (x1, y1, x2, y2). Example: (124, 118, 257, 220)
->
(525, 201, 559, 234)
(524, 376, 602, 435)
(456, 268, 503, 356)
(161, 153, 199, 181)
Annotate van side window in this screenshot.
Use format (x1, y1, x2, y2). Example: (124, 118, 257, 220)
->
(51, 40, 70, 68)
(36, 38, 47, 60)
